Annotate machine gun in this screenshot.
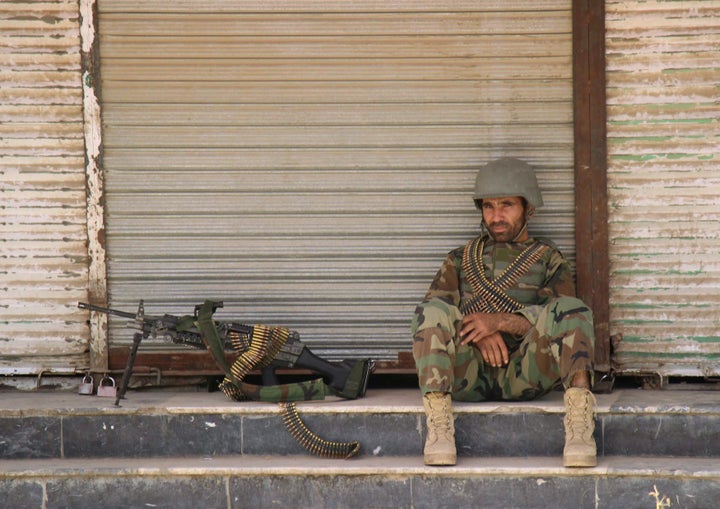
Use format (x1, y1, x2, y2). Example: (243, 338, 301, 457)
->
(78, 300, 373, 407)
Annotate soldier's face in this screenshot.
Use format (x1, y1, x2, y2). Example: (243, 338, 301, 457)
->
(481, 196, 528, 242)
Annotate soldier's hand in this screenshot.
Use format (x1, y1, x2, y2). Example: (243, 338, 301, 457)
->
(472, 332, 509, 367)
(460, 312, 498, 344)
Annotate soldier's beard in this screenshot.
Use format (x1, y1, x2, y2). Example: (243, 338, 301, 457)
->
(487, 219, 527, 242)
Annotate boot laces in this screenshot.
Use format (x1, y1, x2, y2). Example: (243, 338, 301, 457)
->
(428, 396, 453, 436)
(566, 390, 596, 439)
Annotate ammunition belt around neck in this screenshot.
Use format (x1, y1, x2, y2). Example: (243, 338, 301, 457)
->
(461, 237, 549, 315)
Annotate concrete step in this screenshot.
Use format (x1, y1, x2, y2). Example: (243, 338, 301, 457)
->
(1, 388, 719, 460)
(0, 455, 718, 509)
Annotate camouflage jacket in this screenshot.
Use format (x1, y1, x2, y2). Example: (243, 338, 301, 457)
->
(421, 234, 576, 328)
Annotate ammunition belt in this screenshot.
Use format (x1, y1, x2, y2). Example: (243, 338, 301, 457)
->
(280, 402, 360, 459)
(194, 301, 363, 459)
(461, 237, 549, 315)
(227, 324, 290, 383)
(224, 330, 362, 460)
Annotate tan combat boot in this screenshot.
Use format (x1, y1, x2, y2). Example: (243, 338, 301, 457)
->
(563, 387, 597, 467)
(422, 392, 456, 466)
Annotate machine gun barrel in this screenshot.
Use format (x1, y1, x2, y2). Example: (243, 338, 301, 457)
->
(78, 299, 227, 406)
(78, 302, 137, 320)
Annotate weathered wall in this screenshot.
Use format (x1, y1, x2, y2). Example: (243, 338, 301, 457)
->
(606, 0, 720, 377)
(5, 0, 719, 380)
(0, 1, 90, 374)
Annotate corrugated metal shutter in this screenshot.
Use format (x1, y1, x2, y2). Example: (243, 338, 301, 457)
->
(0, 1, 89, 374)
(606, 1, 720, 377)
(98, 0, 575, 362)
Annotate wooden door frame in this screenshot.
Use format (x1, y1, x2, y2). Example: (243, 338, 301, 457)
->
(573, 0, 610, 371)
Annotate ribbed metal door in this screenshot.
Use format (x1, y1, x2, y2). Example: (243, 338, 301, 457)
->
(98, 0, 575, 362)
(0, 1, 89, 374)
(606, 1, 720, 378)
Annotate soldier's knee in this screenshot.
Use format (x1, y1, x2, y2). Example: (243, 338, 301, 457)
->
(412, 298, 462, 335)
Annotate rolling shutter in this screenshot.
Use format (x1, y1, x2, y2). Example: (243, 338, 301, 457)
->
(98, 0, 575, 364)
(606, 0, 720, 378)
(0, 1, 89, 374)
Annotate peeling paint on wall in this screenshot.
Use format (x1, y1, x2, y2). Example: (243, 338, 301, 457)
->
(606, 0, 720, 377)
(80, 0, 109, 371)
(0, 0, 90, 373)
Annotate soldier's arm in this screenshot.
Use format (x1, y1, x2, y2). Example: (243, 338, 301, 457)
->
(459, 312, 531, 346)
(421, 250, 463, 306)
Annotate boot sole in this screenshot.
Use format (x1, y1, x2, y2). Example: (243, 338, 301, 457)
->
(424, 453, 457, 466)
(563, 454, 597, 468)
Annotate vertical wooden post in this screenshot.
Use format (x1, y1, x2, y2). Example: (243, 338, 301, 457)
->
(80, 0, 109, 371)
(573, 0, 610, 371)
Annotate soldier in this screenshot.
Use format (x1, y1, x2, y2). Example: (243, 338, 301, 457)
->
(412, 157, 597, 468)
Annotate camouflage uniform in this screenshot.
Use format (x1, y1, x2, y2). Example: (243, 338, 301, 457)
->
(412, 234, 595, 402)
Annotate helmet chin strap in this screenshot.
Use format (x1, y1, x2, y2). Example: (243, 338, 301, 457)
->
(511, 206, 534, 241)
(511, 221, 528, 242)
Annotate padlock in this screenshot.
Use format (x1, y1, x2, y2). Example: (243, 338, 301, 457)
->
(78, 374, 94, 395)
(97, 375, 117, 398)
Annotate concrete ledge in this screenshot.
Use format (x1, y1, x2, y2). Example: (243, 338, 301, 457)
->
(2, 387, 720, 416)
(1, 454, 719, 478)
(1, 388, 719, 459)
(0, 456, 717, 509)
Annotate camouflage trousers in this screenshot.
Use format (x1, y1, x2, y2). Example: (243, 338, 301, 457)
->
(412, 296, 595, 401)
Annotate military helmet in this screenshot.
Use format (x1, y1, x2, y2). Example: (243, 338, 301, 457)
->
(473, 157, 544, 209)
